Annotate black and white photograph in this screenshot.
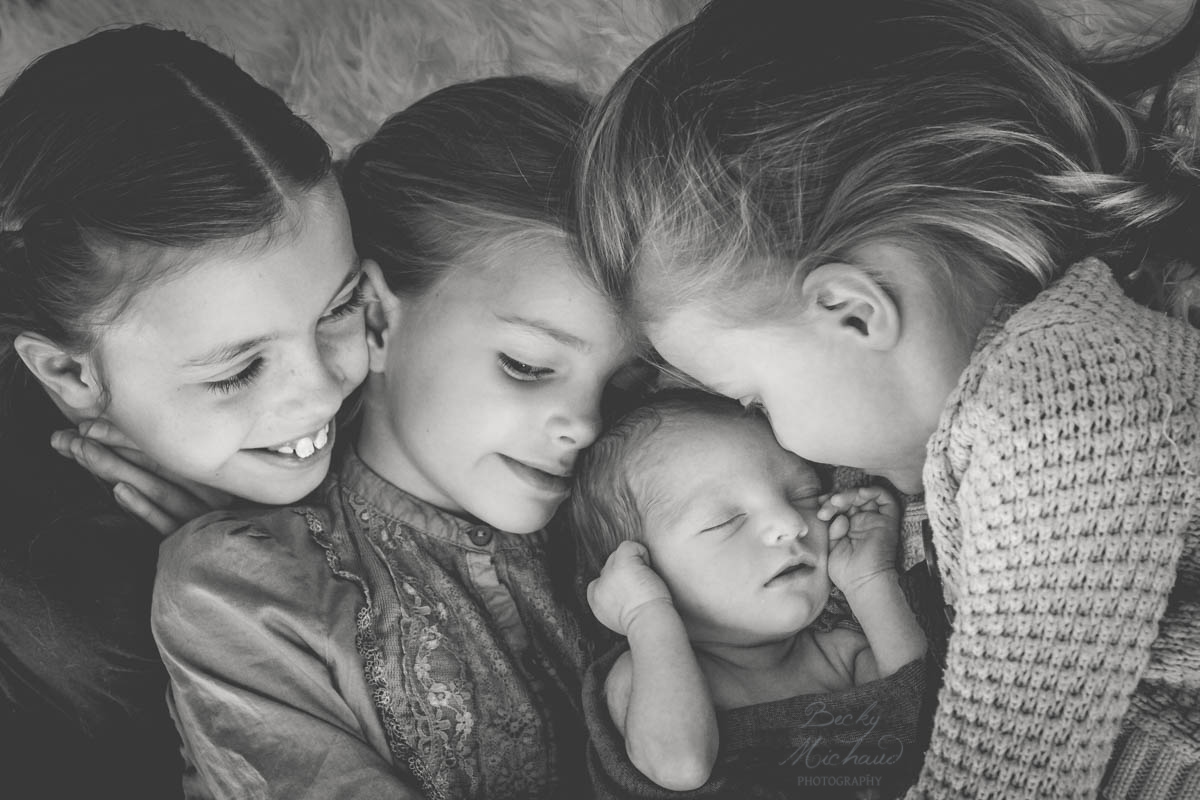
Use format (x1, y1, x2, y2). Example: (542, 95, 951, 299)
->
(1, 1, 1197, 798)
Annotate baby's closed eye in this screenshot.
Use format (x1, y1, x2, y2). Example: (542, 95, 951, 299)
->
(698, 510, 746, 534)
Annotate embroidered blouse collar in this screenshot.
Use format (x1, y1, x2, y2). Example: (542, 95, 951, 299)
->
(336, 446, 496, 544)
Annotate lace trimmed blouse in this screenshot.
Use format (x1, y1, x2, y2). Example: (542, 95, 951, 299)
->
(153, 448, 590, 800)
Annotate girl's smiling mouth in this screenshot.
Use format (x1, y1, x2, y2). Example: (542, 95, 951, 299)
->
(255, 421, 333, 460)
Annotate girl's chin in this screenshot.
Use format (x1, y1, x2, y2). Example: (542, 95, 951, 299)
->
(472, 499, 561, 535)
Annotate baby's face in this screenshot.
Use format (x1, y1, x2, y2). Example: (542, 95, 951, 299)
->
(636, 413, 832, 645)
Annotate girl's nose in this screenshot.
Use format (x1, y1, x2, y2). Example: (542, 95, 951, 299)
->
(281, 346, 345, 423)
(548, 389, 602, 450)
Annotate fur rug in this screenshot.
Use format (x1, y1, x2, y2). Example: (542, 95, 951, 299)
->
(0, 0, 1191, 156)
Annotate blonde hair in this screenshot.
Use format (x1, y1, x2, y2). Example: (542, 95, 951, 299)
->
(577, 0, 1190, 331)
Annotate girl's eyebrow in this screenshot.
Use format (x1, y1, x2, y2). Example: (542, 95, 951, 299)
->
(185, 264, 362, 369)
(184, 335, 274, 368)
(495, 313, 590, 351)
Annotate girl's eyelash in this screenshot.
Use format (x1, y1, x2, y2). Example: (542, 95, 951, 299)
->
(498, 353, 553, 382)
(322, 277, 367, 322)
(205, 273, 363, 396)
(207, 358, 264, 395)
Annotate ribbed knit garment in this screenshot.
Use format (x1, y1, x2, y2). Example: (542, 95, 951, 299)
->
(906, 259, 1200, 799)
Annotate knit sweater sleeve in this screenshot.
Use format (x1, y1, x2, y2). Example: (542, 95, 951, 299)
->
(909, 263, 1200, 799)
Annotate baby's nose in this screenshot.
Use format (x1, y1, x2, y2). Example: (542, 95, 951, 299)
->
(767, 507, 808, 543)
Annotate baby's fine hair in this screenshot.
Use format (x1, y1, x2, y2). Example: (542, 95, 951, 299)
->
(0, 25, 332, 411)
(340, 76, 594, 297)
(568, 389, 757, 583)
(577, 0, 1199, 331)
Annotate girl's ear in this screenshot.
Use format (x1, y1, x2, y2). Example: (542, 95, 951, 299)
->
(13, 332, 106, 417)
(799, 263, 900, 351)
(361, 259, 401, 373)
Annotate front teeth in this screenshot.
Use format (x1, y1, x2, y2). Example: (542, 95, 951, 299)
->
(269, 423, 330, 459)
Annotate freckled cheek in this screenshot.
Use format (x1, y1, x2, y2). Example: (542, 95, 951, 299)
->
(103, 363, 252, 472)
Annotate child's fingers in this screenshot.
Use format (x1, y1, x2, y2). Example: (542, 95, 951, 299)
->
(106, 443, 162, 473)
(113, 483, 180, 537)
(827, 514, 850, 541)
(77, 418, 140, 451)
(817, 494, 844, 521)
(609, 539, 651, 566)
(819, 486, 899, 519)
(53, 433, 210, 525)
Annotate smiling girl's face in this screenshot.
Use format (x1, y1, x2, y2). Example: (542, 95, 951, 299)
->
(358, 235, 633, 534)
(92, 185, 369, 504)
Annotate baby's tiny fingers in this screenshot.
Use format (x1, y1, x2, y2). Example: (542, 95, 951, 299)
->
(819, 491, 856, 515)
(828, 514, 850, 540)
(614, 540, 650, 562)
(856, 498, 881, 514)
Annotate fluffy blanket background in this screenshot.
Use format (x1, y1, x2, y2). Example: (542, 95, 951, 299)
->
(0, 0, 1192, 157)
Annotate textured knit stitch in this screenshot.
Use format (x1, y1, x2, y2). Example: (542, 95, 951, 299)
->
(908, 259, 1200, 800)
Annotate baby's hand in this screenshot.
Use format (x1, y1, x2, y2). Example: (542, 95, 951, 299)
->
(587, 541, 674, 637)
(818, 486, 901, 595)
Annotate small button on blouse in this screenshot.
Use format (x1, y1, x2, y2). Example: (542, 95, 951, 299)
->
(467, 525, 494, 547)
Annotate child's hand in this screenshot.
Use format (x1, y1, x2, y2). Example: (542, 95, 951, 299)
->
(818, 486, 901, 595)
(587, 541, 674, 637)
(50, 419, 232, 536)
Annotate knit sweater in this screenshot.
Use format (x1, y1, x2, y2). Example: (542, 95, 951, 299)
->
(907, 259, 1200, 799)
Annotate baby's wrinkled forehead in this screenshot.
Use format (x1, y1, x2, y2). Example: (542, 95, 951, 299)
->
(631, 408, 817, 522)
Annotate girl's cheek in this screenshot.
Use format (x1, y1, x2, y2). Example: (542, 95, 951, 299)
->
(323, 325, 370, 385)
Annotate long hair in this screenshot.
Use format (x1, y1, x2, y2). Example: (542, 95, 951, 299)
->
(341, 76, 593, 296)
(0, 25, 332, 405)
(0, 23, 330, 754)
(577, 0, 1192, 333)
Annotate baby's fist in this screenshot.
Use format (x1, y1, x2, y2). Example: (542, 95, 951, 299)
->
(587, 541, 673, 636)
(819, 486, 901, 594)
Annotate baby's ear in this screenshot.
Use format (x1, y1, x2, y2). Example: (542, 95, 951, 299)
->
(800, 262, 900, 351)
(361, 259, 400, 373)
(13, 332, 106, 417)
